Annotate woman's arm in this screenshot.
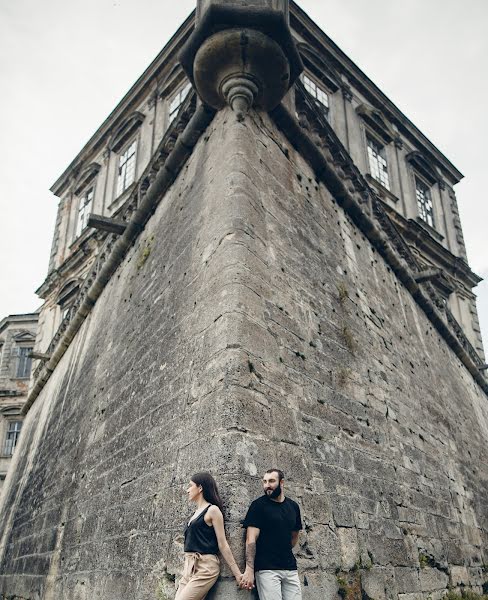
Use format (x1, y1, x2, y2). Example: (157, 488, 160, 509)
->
(207, 506, 243, 583)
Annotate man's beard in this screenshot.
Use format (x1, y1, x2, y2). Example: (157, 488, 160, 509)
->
(265, 485, 282, 499)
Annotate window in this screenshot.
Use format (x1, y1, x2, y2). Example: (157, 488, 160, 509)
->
(16, 347, 32, 379)
(169, 82, 191, 123)
(367, 136, 390, 190)
(75, 187, 94, 238)
(302, 74, 329, 117)
(3, 421, 22, 456)
(416, 178, 435, 227)
(116, 140, 137, 197)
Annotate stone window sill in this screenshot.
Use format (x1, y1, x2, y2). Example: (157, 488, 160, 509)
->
(415, 217, 444, 242)
(365, 174, 399, 204)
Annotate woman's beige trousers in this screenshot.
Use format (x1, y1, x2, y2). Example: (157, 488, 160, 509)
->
(175, 552, 220, 600)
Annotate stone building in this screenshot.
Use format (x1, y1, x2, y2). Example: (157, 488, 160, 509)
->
(1, 1, 487, 599)
(0, 313, 38, 492)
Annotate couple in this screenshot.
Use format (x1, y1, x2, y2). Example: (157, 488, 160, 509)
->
(175, 468, 302, 600)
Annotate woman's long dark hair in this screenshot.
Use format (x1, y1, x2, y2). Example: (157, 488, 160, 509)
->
(191, 472, 224, 515)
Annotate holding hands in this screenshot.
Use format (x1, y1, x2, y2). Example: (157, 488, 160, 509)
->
(239, 567, 255, 591)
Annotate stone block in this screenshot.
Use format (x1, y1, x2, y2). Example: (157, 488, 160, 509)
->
(419, 567, 449, 592)
(331, 494, 355, 527)
(395, 567, 421, 593)
(362, 569, 387, 600)
(450, 565, 469, 586)
(337, 527, 359, 571)
(301, 571, 338, 600)
(305, 524, 341, 570)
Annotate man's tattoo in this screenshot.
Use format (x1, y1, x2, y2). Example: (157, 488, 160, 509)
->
(246, 542, 256, 569)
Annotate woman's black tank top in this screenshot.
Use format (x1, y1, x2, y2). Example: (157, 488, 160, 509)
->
(184, 505, 219, 554)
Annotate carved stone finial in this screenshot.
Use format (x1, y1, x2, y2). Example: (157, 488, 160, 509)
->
(222, 76, 259, 122)
(179, 0, 302, 120)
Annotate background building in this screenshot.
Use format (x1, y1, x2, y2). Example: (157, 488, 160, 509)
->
(0, 1, 486, 599)
(0, 313, 38, 491)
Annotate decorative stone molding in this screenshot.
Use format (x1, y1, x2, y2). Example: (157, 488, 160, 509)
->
(159, 63, 186, 100)
(406, 150, 440, 186)
(0, 405, 22, 416)
(296, 42, 340, 93)
(108, 111, 145, 153)
(74, 162, 101, 195)
(394, 137, 403, 150)
(356, 103, 396, 144)
(179, 0, 302, 120)
(56, 279, 81, 308)
(340, 83, 353, 102)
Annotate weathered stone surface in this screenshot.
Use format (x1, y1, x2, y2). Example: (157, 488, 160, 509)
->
(337, 527, 359, 571)
(419, 567, 449, 592)
(395, 567, 421, 593)
(0, 107, 487, 600)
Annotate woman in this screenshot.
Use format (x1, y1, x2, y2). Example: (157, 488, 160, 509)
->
(175, 472, 243, 600)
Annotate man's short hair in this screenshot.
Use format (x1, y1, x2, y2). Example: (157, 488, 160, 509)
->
(265, 468, 284, 482)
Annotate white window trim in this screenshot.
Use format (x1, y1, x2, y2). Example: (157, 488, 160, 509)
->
(169, 82, 192, 124)
(415, 176, 435, 229)
(366, 134, 390, 191)
(3, 420, 22, 457)
(116, 139, 138, 198)
(75, 186, 94, 239)
(301, 73, 330, 117)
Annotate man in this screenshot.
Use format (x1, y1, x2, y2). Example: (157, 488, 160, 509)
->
(240, 469, 302, 600)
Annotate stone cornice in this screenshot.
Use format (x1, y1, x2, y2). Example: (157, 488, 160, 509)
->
(50, 2, 465, 201)
(0, 314, 39, 336)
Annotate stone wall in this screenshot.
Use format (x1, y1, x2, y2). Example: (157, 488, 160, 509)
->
(0, 109, 487, 600)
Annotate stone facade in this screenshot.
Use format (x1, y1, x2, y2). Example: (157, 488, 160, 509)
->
(0, 313, 38, 493)
(0, 1, 486, 599)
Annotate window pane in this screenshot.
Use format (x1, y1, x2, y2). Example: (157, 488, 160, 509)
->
(169, 82, 192, 122)
(367, 137, 390, 190)
(16, 347, 32, 378)
(76, 187, 94, 238)
(416, 178, 434, 227)
(301, 74, 329, 117)
(4, 421, 22, 456)
(117, 141, 137, 196)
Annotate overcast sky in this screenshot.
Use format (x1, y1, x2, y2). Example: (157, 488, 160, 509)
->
(0, 0, 486, 352)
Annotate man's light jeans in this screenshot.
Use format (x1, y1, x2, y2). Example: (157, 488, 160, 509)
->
(255, 570, 302, 600)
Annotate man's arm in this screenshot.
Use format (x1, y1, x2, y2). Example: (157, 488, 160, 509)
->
(291, 530, 300, 547)
(240, 526, 260, 590)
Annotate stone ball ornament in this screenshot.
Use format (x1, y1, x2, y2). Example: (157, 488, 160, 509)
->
(179, 0, 303, 120)
(193, 29, 291, 120)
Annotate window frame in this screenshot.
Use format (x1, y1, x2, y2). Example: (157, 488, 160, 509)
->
(116, 138, 138, 198)
(366, 133, 391, 191)
(15, 345, 33, 379)
(75, 186, 95, 239)
(3, 420, 22, 457)
(415, 175, 435, 229)
(168, 81, 192, 124)
(301, 72, 330, 119)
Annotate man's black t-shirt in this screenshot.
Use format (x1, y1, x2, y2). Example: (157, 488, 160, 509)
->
(243, 495, 302, 571)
